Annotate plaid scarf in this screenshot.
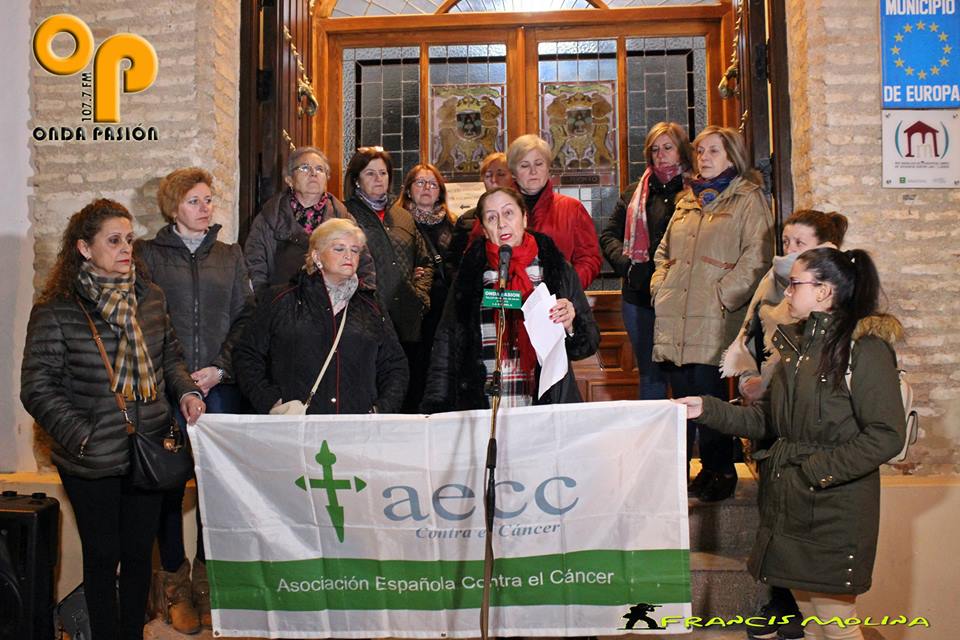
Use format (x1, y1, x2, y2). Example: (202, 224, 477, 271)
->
(77, 261, 158, 401)
(480, 252, 543, 409)
(289, 189, 330, 234)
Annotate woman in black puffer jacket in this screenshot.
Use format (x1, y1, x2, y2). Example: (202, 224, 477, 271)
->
(134, 167, 254, 633)
(21, 199, 202, 640)
(234, 218, 408, 415)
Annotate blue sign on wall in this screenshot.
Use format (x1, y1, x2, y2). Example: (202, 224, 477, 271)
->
(882, 0, 960, 108)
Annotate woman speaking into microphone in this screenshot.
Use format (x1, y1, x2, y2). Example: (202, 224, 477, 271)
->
(421, 187, 599, 413)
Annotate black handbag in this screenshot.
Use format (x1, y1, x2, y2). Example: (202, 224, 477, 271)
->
(77, 298, 194, 491)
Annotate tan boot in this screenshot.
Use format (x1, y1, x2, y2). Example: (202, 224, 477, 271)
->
(192, 558, 212, 629)
(157, 560, 201, 635)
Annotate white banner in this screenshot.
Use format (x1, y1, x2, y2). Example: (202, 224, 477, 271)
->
(189, 400, 691, 638)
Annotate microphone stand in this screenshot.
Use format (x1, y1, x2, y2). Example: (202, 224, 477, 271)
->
(480, 274, 508, 640)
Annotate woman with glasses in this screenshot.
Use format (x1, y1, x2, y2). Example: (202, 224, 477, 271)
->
(394, 163, 457, 410)
(650, 125, 774, 502)
(344, 147, 434, 413)
(134, 167, 254, 633)
(718, 209, 848, 640)
(21, 199, 204, 640)
(676, 248, 906, 640)
(244, 146, 375, 294)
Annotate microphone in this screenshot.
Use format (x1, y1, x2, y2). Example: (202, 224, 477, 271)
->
(497, 244, 512, 291)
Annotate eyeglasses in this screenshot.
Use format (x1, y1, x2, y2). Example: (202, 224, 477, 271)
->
(785, 279, 822, 292)
(413, 179, 440, 190)
(295, 164, 327, 175)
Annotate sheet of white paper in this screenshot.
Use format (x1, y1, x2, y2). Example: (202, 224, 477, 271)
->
(521, 282, 568, 398)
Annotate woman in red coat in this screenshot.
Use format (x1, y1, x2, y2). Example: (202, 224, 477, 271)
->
(505, 134, 602, 289)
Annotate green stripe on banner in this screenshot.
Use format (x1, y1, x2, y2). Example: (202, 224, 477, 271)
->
(208, 549, 690, 611)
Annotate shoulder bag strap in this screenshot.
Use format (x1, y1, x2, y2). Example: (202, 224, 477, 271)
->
(76, 297, 135, 434)
(303, 301, 349, 407)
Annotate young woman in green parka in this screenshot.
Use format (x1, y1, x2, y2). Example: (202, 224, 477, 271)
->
(676, 247, 906, 640)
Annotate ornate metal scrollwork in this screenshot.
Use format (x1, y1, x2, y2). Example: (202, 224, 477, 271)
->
(719, 0, 744, 100)
(282, 129, 296, 151)
(283, 25, 318, 118)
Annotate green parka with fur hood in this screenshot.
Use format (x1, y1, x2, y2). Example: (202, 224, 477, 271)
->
(697, 312, 907, 594)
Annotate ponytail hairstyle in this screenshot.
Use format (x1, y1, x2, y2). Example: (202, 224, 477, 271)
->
(783, 209, 849, 247)
(797, 247, 882, 385)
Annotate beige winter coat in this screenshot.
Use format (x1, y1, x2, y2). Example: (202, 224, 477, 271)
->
(650, 176, 773, 366)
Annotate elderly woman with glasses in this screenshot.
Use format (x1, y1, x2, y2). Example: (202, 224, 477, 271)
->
(344, 147, 435, 413)
(392, 163, 457, 410)
(244, 146, 375, 293)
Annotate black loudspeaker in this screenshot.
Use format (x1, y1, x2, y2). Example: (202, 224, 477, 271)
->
(0, 491, 59, 640)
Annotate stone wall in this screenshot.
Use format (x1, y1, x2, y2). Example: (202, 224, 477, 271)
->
(786, 0, 960, 473)
(27, 0, 240, 469)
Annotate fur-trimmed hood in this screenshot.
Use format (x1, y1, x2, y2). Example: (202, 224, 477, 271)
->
(852, 313, 903, 345)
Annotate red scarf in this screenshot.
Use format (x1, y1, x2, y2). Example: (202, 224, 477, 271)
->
(484, 233, 539, 372)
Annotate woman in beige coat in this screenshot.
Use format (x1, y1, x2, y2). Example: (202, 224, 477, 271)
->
(650, 125, 773, 502)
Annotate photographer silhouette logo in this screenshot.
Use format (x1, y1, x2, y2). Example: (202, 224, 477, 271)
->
(32, 14, 158, 123)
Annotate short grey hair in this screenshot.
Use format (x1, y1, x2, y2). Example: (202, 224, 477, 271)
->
(305, 218, 367, 275)
(506, 135, 551, 173)
(286, 146, 330, 178)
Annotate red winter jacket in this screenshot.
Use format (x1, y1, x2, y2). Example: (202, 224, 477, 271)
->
(467, 180, 602, 288)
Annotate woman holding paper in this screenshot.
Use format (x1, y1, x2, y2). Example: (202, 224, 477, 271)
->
(234, 218, 408, 415)
(421, 187, 599, 412)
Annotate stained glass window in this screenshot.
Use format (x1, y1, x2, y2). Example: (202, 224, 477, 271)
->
(342, 47, 421, 191)
(428, 44, 508, 182)
(625, 36, 707, 183)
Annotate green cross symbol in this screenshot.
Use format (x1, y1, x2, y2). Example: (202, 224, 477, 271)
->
(295, 440, 366, 542)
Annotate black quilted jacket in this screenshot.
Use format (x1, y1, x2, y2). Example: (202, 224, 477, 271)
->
(21, 280, 199, 478)
(233, 270, 409, 414)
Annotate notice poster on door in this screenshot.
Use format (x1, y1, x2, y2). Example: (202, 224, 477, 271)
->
(882, 109, 960, 188)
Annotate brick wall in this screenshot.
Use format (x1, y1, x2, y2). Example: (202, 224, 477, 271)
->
(28, 0, 240, 469)
(29, 0, 240, 288)
(786, 0, 960, 473)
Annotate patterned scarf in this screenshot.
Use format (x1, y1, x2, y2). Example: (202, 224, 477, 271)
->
(624, 164, 686, 262)
(290, 189, 330, 234)
(406, 201, 445, 225)
(356, 189, 389, 215)
(324, 273, 359, 315)
(691, 166, 738, 206)
(77, 261, 158, 401)
(481, 252, 543, 408)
